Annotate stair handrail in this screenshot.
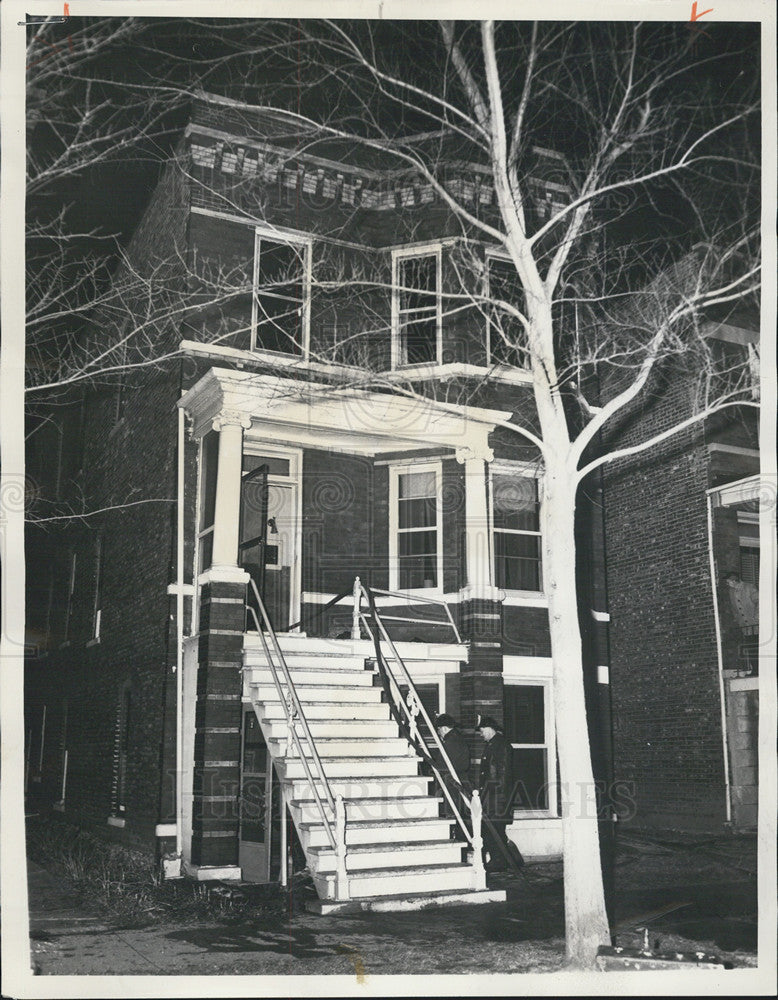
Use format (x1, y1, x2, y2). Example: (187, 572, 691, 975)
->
(246, 579, 338, 853)
(366, 586, 461, 644)
(355, 580, 479, 855)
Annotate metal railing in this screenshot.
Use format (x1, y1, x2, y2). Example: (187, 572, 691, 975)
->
(246, 578, 350, 900)
(355, 587, 462, 644)
(351, 577, 485, 886)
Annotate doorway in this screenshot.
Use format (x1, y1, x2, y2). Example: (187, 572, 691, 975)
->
(240, 449, 299, 632)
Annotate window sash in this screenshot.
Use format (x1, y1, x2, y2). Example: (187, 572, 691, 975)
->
(491, 469, 543, 593)
(251, 232, 310, 356)
(486, 254, 527, 369)
(391, 465, 441, 590)
(393, 249, 441, 367)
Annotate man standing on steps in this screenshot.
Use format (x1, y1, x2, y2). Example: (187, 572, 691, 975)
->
(477, 714, 525, 873)
(434, 714, 471, 826)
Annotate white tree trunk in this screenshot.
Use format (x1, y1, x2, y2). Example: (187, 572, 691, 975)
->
(543, 455, 610, 968)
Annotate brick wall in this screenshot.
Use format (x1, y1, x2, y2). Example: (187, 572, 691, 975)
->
(602, 375, 728, 831)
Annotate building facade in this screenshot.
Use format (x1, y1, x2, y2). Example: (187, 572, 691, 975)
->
(24, 93, 762, 894)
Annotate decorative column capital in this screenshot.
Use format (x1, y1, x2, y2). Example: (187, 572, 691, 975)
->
(455, 444, 494, 465)
(212, 410, 252, 433)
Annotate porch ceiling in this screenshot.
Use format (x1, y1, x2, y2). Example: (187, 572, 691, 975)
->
(179, 367, 512, 457)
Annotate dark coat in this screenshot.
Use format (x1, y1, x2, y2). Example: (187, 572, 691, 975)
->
(479, 732, 514, 819)
(440, 727, 470, 785)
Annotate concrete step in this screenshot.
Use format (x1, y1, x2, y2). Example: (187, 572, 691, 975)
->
(246, 665, 376, 687)
(278, 755, 420, 781)
(314, 862, 478, 900)
(262, 718, 399, 740)
(245, 651, 373, 671)
(307, 839, 465, 874)
(287, 778, 436, 810)
(298, 816, 454, 849)
(254, 700, 391, 722)
(269, 736, 411, 758)
(307, 887, 506, 914)
(249, 682, 384, 704)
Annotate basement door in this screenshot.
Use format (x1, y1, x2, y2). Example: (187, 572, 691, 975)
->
(238, 707, 279, 882)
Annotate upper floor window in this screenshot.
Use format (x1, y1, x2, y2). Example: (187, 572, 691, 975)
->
(491, 465, 543, 592)
(188, 212, 310, 359)
(252, 231, 311, 356)
(486, 253, 528, 369)
(392, 247, 442, 367)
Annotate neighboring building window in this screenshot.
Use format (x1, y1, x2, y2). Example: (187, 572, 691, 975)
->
(111, 685, 132, 816)
(491, 467, 543, 592)
(504, 683, 553, 812)
(392, 247, 442, 367)
(252, 230, 310, 356)
(390, 465, 442, 590)
(486, 253, 527, 369)
(91, 535, 104, 640)
(197, 430, 219, 574)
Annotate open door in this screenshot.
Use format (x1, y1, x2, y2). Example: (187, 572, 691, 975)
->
(240, 463, 269, 628)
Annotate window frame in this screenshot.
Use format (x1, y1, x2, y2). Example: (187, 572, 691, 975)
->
(391, 244, 443, 369)
(251, 226, 312, 359)
(485, 250, 529, 370)
(388, 461, 444, 594)
(490, 460, 544, 596)
(503, 679, 558, 819)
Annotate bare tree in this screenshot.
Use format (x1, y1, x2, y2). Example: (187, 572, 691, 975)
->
(24, 17, 760, 966)
(229, 18, 757, 965)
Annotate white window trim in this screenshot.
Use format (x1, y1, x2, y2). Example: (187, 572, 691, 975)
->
(490, 460, 544, 597)
(251, 226, 312, 360)
(388, 461, 444, 594)
(504, 677, 558, 819)
(485, 250, 529, 370)
(391, 244, 443, 369)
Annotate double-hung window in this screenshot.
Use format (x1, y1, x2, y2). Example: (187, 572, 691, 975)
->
(392, 247, 442, 367)
(486, 252, 528, 369)
(491, 465, 543, 592)
(391, 465, 442, 590)
(504, 682, 555, 813)
(252, 230, 310, 356)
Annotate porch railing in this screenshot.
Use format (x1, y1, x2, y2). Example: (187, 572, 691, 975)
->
(352, 587, 462, 644)
(246, 577, 350, 900)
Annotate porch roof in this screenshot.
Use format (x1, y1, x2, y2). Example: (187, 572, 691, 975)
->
(178, 367, 512, 457)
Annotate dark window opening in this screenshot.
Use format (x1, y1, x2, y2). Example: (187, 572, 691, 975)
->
(397, 253, 438, 365)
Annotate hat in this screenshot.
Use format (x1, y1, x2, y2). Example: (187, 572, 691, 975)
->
(476, 714, 501, 731)
(434, 713, 458, 729)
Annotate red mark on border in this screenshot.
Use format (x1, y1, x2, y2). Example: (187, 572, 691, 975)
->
(690, 2, 713, 20)
(64, 3, 70, 14)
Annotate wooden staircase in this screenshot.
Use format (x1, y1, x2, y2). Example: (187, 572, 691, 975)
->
(242, 633, 505, 913)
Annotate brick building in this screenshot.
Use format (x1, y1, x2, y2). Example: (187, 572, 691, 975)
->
(25, 92, 762, 899)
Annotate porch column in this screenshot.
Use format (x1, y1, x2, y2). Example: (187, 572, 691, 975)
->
(211, 410, 252, 571)
(456, 445, 505, 742)
(188, 409, 251, 879)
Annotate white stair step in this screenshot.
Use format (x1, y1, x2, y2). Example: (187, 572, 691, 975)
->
(269, 736, 410, 758)
(308, 839, 464, 874)
(254, 700, 391, 722)
(307, 887, 506, 914)
(278, 755, 420, 780)
(299, 817, 454, 848)
(315, 863, 477, 900)
(262, 718, 399, 740)
(246, 665, 376, 687)
(287, 777, 435, 807)
(249, 683, 384, 704)
(245, 652, 372, 671)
